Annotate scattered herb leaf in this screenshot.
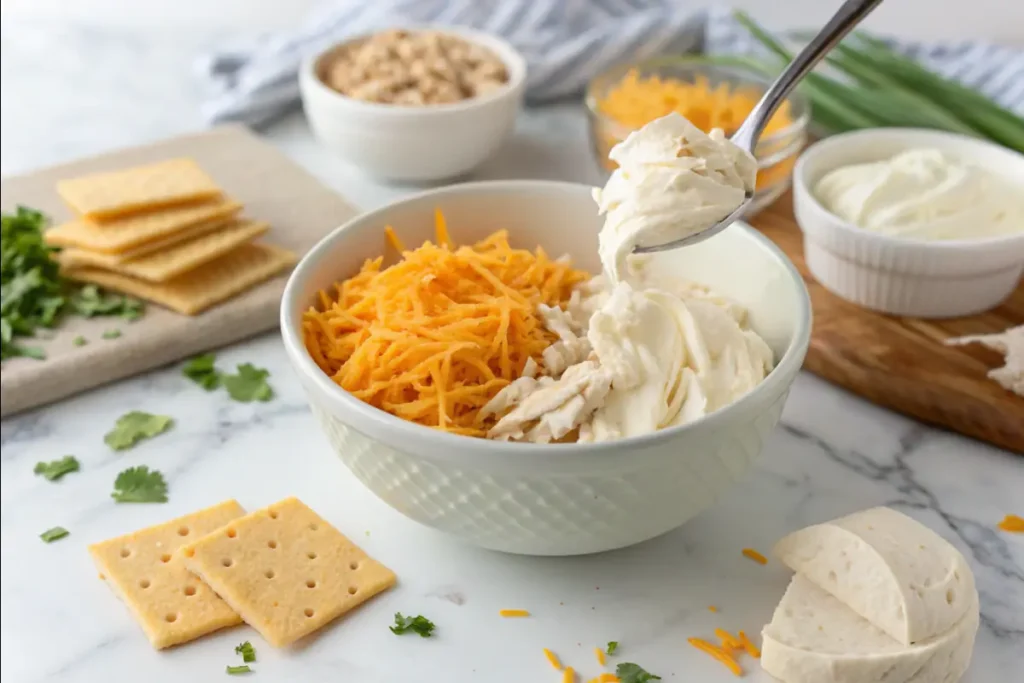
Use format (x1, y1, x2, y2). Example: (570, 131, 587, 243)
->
(34, 455, 80, 481)
(225, 665, 252, 675)
(40, 526, 69, 543)
(102, 328, 121, 339)
(222, 363, 273, 402)
(617, 663, 661, 683)
(607, 641, 619, 655)
(184, 353, 222, 390)
(389, 612, 436, 638)
(69, 284, 143, 321)
(72, 335, 87, 346)
(235, 641, 256, 663)
(104, 411, 173, 450)
(111, 466, 168, 503)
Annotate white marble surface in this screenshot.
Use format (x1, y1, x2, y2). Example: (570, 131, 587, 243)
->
(1, 16, 1022, 683)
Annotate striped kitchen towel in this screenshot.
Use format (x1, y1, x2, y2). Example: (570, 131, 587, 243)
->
(198, 1, 1024, 127)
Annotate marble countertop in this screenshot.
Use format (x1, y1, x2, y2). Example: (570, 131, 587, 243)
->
(1, 16, 1021, 683)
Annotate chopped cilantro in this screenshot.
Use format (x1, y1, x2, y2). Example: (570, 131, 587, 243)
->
(235, 641, 256, 663)
(111, 466, 168, 503)
(616, 663, 661, 683)
(72, 335, 87, 346)
(104, 411, 173, 450)
(389, 612, 436, 637)
(34, 455, 80, 481)
(184, 353, 222, 390)
(607, 641, 619, 655)
(222, 363, 273, 402)
(40, 526, 69, 543)
(225, 665, 252, 675)
(69, 284, 143, 321)
(102, 328, 121, 339)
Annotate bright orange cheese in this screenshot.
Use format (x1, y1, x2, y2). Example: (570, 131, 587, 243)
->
(303, 213, 588, 437)
(742, 548, 768, 565)
(998, 514, 1024, 533)
(688, 637, 743, 676)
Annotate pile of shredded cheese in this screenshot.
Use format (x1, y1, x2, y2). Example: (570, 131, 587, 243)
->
(688, 628, 761, 677)
(302, 211, 588, 437)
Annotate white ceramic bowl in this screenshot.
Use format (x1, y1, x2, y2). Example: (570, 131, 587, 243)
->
(794, 128, 1024, 318)
(299, 27, 527, 183)
(281, 181, 811, 556)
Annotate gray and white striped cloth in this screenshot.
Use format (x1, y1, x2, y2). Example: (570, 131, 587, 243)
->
(198, 1, 1024, 127)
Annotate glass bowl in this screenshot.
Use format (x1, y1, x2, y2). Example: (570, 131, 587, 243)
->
(585, 59, 810, 216)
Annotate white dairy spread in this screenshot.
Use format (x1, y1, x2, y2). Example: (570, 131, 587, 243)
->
(945, 325, 1024, 396)
(595, 113, 757, 282)
(762, 507, 980, 683)
(814, 148, 1024, 240)
(482, 113, 772, 443)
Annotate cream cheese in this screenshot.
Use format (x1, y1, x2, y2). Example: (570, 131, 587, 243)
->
(814, 148, 1024, 240)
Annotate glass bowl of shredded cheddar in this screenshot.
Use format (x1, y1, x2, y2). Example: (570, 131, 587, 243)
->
(586, 59, 810, 215)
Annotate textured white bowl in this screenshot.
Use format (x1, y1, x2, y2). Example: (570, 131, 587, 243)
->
(794, 128, 1024, 318)
(281, 181, 811, 555)
(299, 27, 526, 183)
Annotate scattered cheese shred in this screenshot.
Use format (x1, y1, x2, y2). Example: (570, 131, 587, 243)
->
(688, 637, 744, 676)
(595, 646, 606, 667)
(715, 628, 742, 654)
(562, 666, 576, 683)
(998, 514, 1024, 533)
(742, 548, 768, 565)
(707, 605, 719, 613)
(737, 630, 761, 659)
(499, 609, 531, 618)
(543, 648, 563, 670)
(384, 225, 405, 253)
(597, 674, 620, 683)
(303, 215, 588, 437)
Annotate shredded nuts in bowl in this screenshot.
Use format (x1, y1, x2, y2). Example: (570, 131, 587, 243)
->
(319, 29, 510, 106)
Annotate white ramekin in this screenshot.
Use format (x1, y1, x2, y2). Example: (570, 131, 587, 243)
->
(299, 27, 527, 183)
(281, 181, 811, 556)
(794, 128, 1024, 318)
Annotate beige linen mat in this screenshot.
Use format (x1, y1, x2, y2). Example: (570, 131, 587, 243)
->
(0, 125, 356, 417)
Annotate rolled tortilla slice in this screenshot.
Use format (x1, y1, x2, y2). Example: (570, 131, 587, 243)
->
(761, 574, 979, 683)
(773, 507, 975, 645)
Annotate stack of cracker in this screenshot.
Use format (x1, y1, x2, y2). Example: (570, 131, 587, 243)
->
(47, 158, 297, 315)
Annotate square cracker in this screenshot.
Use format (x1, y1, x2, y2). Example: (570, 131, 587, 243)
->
(64, 242, 297, 315)
(45, 198, 242, 254)
(88, 500, 245, 649)
(58, 219, 269, 283)
(182, 497, 397, 647)
(57, 158, 223, 220)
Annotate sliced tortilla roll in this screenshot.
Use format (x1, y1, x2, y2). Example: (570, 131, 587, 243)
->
(773, 507, 975, 645)
(761, 574, 979, 683)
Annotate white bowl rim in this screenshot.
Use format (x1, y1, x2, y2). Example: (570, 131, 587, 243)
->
(300, 24, 528, 116)
(794, 127, 1024, 251)
(280, 179, 812, 460)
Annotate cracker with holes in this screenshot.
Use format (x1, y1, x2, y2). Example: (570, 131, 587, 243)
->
(182, 496, 397, 647)
(88, 500, 245, 649)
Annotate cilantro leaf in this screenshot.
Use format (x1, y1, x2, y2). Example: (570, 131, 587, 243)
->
(104, 411, 173, 450)
(616, 663, 661, 683)
(607, 641, 619, 655)
(184, 353, 222, 390)
(389, 612, 436, 637)
(40, 526, 70, 543)
(235, 641, 256, 663)
(222, 363, 273, 402)
(68, 285, 143, 321)
(34, 455, 80, 481)
(72, 335, 87, 346)
(111, 466, 168, 503)
(102, 328, 121, 339)
(225, 665, 252, 675)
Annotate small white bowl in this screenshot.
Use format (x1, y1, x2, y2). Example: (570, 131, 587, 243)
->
(794, 128, 1024, 318)
(281, 181, 811, 556)
(299, 27, 527, 183)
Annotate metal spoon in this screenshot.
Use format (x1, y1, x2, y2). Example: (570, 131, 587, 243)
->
(633, 0, 884, 255)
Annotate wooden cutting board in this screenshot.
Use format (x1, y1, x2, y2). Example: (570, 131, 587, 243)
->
(750, 193, 1023, 455)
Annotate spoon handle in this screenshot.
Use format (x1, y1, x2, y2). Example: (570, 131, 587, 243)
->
(732, 0, 884, 151)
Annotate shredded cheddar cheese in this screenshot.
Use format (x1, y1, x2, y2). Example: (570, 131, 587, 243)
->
(544, 648, 563, 670)
(742, 548, 768, 565)
(499, 609, 531, 618)
(303, 214, 588, 437)
(595, 646, 606, 667)
(384, 224, 405, 252)
(998, 514, 1024, 533)
(562, 666, 577, 683)
(707, 605, 719, 613)
(715, 628, 742, 654)
(688, 637, 744, 676)
(597, 674, 620, 683)
(737, 630, 761, 659)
